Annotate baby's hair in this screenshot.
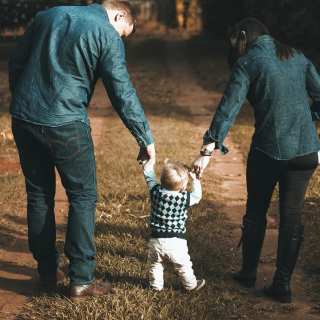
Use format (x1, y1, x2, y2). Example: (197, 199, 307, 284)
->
(160, 162, 190, 191)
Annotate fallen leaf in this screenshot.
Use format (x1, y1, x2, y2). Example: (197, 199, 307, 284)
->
(6, 132, 14, 140)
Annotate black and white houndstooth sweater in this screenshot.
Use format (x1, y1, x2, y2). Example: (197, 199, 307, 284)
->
(149, 184, 190, 239)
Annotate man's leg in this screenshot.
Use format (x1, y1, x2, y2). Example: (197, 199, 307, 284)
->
(12, 118, 60, 277)
(45, 121, 98, 286)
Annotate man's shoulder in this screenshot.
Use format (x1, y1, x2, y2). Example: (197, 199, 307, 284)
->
(47, 5, 118, 40)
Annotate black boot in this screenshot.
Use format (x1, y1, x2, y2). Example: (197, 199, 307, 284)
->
(263, 224, 304, 303)
(233, 217, 267, 288)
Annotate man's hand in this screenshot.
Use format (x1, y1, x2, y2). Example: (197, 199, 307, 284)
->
(137, 143, 156, 169)
(191, 154, 211, 179)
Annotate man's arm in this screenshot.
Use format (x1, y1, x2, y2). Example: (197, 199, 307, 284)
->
(8, 22, 34, 95)
(99, 37, 154, 148)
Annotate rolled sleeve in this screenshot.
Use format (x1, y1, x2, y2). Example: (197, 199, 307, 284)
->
(203, 61, 250, 154)
(100, 37, 154, 147)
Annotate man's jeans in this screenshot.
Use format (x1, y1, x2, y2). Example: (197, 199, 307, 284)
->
(12, 118, 98, 285)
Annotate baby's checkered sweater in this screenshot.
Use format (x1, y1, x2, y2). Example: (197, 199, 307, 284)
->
(142, 161, 202, 239)
(149, 184, 190, 239)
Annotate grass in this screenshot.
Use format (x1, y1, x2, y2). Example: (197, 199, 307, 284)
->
(1, 36, 314, 319)
(0, 44, 26, 245)
(185, 35, 320, 310)
(4, 38, 278, 319)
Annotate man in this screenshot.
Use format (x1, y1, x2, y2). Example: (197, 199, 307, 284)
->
(8, 0, 155, 297)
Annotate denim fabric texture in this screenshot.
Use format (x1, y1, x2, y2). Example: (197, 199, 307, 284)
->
(12, 118, 98, 285)
(246, 149, 318, 226)
(9, 4, 154, 147)
(203, 35, 320, 160)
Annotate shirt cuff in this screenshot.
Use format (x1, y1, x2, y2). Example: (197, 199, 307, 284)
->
(136, 130, 154, 147)
(203, 130, 229, 155)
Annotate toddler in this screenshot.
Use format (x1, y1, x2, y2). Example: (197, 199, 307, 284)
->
(141, 160, 205, 291)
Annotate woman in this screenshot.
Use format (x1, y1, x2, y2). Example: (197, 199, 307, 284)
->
(191, 18, 320, 303)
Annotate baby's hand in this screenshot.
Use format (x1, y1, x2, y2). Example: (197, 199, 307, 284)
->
(188, 170, 197, 181)
(139, 154, 149, 165)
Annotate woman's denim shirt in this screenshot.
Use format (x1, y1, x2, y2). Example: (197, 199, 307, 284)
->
(203, 35, 320, 160)
(8, 4, 154, 147)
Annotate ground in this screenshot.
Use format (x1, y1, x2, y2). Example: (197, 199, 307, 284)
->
(0, 26, 320, 319)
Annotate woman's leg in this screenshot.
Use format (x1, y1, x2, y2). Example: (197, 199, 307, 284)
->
(234, 149, 288, 287)
(279, 152, 318, 225)
(246, 149, 287, 222)
(264, 152, 318, 303)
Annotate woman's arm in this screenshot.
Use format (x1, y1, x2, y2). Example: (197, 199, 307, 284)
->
(305, 58, 320, 121)
(192, 62, 250, 177)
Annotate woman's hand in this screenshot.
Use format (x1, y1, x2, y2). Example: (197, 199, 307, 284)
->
(191, 154, 211, 179)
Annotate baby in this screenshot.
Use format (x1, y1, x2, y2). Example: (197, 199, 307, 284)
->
(141, 159, 205, 291)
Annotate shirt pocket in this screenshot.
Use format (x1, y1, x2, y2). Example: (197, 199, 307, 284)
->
(43, 122, 80, 160)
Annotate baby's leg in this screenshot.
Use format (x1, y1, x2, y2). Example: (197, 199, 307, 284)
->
(148, 238, 165, 291)
(169, 238, 197, 291)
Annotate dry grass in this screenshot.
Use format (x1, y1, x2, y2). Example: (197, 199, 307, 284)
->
(8, 38, 277, 319)
(0, 53, 26, 245)
(186, 35, 320, 311)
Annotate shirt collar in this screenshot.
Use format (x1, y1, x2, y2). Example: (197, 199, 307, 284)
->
(90, 3, 109, 22)
(248, 35, 274, 51)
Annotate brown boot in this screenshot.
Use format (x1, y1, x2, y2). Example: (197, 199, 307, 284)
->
(70, 281, 113, 297)
(41, 269, 66, 292)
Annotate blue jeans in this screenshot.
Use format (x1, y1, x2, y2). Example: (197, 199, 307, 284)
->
(12, 117, 98, 285)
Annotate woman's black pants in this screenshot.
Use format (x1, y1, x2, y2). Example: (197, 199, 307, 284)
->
(246, 149, 318, 225)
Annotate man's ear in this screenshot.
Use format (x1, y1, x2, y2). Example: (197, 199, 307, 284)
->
(115, 11, 126, 22)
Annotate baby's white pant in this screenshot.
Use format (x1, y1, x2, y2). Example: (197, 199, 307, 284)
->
(148, 237, 197, 291)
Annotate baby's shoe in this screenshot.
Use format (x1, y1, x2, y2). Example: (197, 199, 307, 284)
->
(190, 279, 205, 292)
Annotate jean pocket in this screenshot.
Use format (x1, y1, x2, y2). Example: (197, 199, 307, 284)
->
(44, 122, 80, 160)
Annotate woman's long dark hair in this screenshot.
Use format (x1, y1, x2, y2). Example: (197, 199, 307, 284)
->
(228, 18, 302, 70)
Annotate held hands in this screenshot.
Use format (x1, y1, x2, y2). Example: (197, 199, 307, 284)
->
(191, 142, 215, 179)
(137, 143, 156, 169)
(191, 154, 211, 179)
(188, 170, 198, 181)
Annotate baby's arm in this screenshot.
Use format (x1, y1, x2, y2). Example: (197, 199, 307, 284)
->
(141, 160, 158, 191)
(188, 171, 202, 206)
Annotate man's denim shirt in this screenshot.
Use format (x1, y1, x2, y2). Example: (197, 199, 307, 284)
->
(204, 35, 320, 160)
(8, 4, 154, 147)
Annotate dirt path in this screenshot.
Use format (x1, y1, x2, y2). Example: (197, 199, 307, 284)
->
(165, 39, 320, 319)
(0, 80, 111, 319)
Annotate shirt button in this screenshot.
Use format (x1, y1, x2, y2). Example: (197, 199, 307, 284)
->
(139, 141, 142, 143)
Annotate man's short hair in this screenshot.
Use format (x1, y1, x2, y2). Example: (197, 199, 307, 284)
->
(102, 0, 138, 34)
(160, 163, 190, 191)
